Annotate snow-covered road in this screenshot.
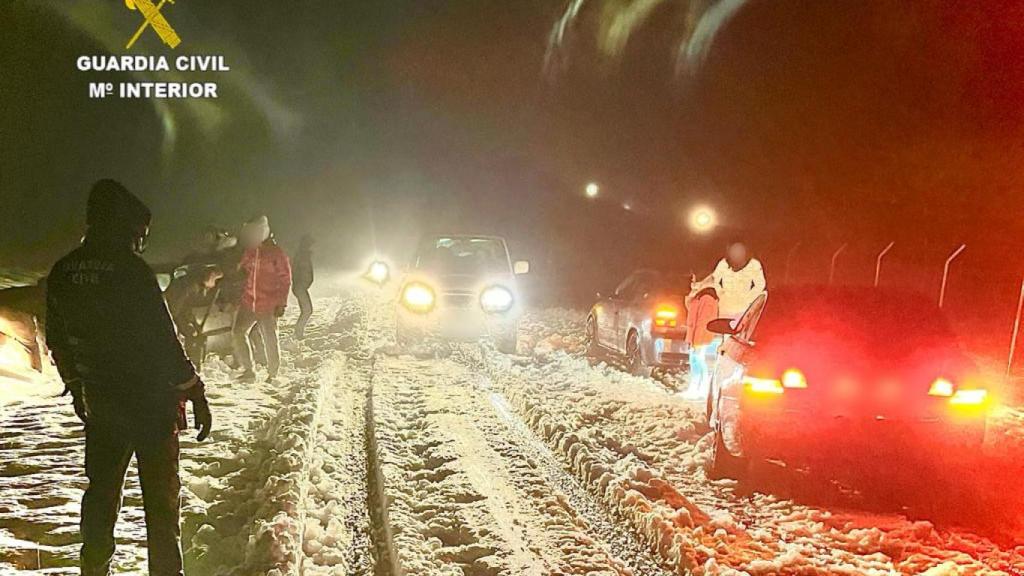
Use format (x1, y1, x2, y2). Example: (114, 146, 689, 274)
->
(2, 289, 1023, 575)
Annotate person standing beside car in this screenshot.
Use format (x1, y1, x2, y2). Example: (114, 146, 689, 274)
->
(698, 241, 766, 320)
(232, 215, 291, 383)
(685, 241, 766, 398)
(46, 179, 211, 576)
(291, 235, 314, 340)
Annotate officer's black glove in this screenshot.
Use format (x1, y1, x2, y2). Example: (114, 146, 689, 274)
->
(192, 395, 212, 442)
(181, 376, 212, 442)
(274, 305, 286, 318)
(62, 379, 88, 424)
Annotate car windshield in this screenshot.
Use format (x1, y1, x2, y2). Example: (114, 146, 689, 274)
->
(416, 237, 508, 275)
(650, 273, 690, 295)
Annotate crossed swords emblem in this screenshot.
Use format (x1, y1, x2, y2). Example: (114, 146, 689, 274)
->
(124, 0, 181, 50)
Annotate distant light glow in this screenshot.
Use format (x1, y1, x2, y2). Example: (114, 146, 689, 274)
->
(688, 205, 717, 233)
(364, 260, 390, 285)
(622, 202, 632, 211)
(585, 182, 600, 198)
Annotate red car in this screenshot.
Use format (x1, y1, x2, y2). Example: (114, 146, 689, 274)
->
(704, 287, 991, 479)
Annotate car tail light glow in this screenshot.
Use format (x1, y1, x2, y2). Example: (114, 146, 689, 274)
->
(653, 304, 679, 328)
(950, 388, 988, 406)
(781, 369, 807, 389)
(928, 377, 955, 397)
(743, 376, 785, 395)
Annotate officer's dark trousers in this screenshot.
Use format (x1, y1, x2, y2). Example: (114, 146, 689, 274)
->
(293, 286, 313, 339)
(81, 422, 182, 576)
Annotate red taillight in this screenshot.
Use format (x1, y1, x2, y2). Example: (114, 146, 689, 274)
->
(781, 369, 807, 389)
(743, 376, 785, 394)
(927, 378, 989, 408)
(950, 389, 988, 406)
(653, 304, 679, 328)
(744, 368, 807, 395)
(928, 378, 955, 397)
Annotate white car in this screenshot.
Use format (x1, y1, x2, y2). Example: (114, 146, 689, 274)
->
(585, 269, 691, 376)
(396, 235, 529, 353)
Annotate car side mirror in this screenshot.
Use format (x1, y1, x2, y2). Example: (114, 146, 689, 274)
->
(707, 318, 737, 335)
(513, 260, 530, 275)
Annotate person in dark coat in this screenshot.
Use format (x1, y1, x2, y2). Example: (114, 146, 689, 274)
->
(46, 179, 212, 576)
(292, 235, 314, 339)
(164, 265, 223, 371)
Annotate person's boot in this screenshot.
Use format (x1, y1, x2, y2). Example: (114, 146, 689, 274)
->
(238, 370, 256, 383)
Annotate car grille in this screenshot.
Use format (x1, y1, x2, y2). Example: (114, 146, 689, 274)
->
(442, 292, 476, 309)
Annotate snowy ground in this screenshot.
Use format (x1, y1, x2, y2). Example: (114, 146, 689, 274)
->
(2, 289, 1024, 575)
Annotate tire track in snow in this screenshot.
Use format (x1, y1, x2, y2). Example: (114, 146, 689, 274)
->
(296, 355, 375, 576)
(370, 353, 669, 575)
(365, 356, 401, 576)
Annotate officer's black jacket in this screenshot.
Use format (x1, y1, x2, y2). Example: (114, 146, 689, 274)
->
(46, 237, 196, 413)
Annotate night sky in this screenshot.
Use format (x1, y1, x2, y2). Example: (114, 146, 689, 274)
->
(3, 0, 1024, 300)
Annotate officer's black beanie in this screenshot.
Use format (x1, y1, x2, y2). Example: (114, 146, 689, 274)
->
(86, 179, 152, 232)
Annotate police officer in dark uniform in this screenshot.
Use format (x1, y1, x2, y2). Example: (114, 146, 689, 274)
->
(46, 179, 213, 576)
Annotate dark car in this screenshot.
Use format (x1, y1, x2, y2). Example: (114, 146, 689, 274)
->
(704, 286, 991, 479)
(585, 269, 691, 376)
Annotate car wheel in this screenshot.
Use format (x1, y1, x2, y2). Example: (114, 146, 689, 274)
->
(705, 424, 749, 481)
(626, 331, 653, 378)
(584, 316, 599, 356)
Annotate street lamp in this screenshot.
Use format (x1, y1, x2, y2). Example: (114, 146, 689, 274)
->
(585, 182, 600, 199)
(688, 205, 716, 233)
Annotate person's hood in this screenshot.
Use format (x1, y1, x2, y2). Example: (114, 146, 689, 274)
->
(85, 179, 151, 251)
(241, 215, 271, 246)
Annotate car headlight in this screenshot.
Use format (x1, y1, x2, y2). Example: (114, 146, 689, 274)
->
(401, 282, 436, 313)
(364, 260, 390, 285)
(480, 285, 514, 313)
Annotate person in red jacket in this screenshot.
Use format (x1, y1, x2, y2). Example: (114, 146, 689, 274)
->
(232, 215, 291, 382)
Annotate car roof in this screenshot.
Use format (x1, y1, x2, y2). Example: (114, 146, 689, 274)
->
(765, 285, 940, 313)
(756, 285, 954, 343)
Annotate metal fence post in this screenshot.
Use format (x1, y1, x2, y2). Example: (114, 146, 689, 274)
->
(874, 241, 895, 287)
(938, 244, 966, 308)
(828, 243, 848, 285)
(1007, 277, 1024, 378)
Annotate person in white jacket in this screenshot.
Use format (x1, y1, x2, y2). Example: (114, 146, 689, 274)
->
(697, 241, 766, 319)
(684, 242, 766, 398)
